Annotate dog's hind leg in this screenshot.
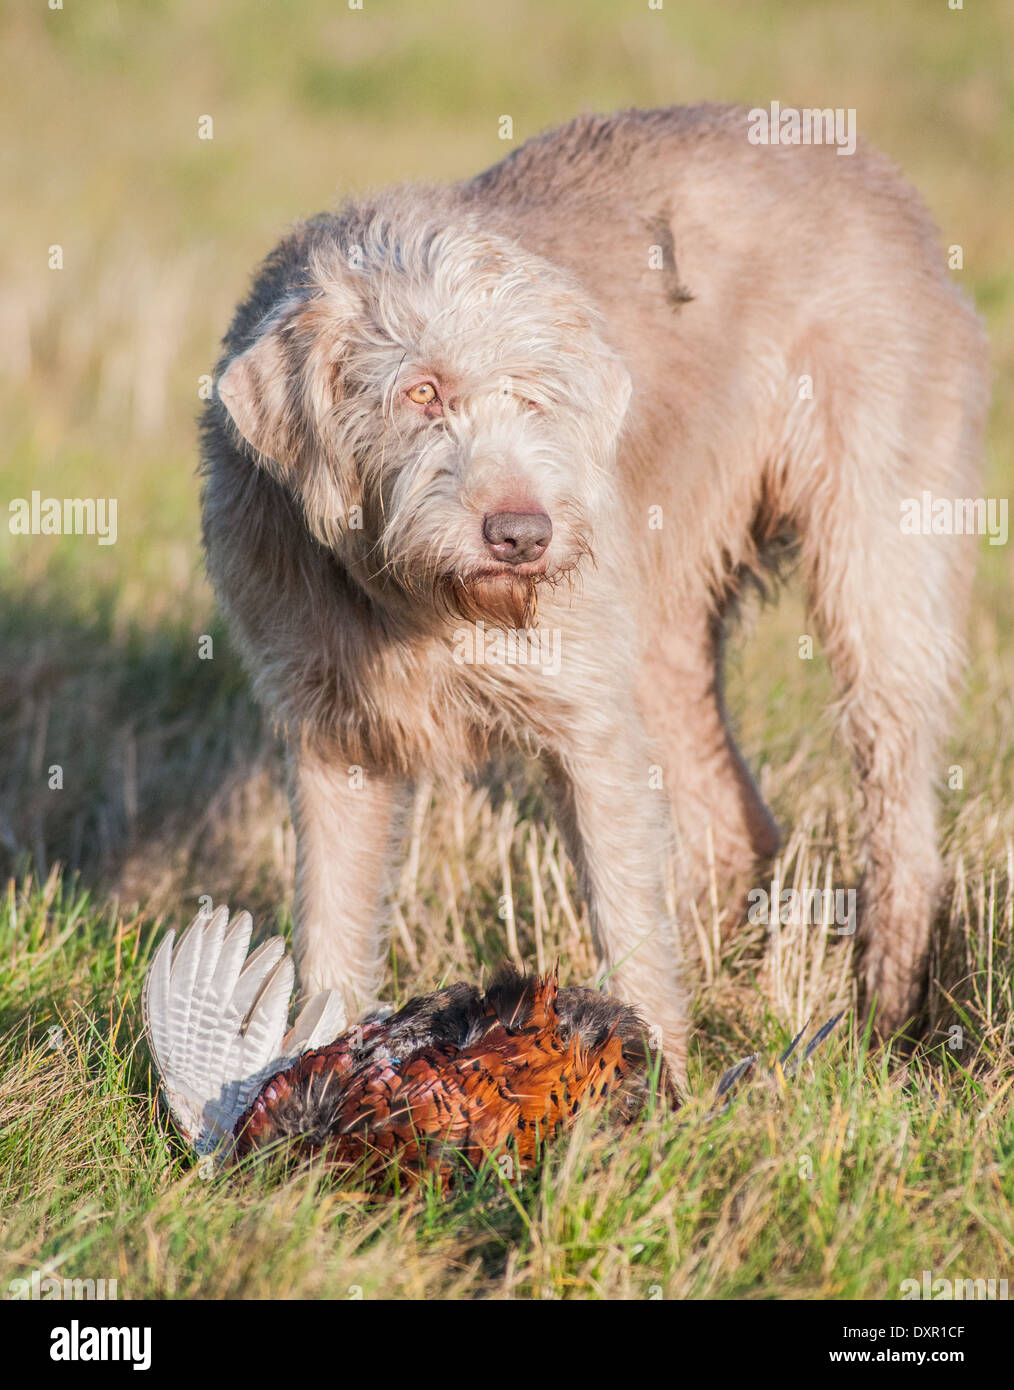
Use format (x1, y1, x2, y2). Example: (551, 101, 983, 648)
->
(637, 603, 780, 914)
(798, 516, 964, 1037)
(792, 346, 986, 1037)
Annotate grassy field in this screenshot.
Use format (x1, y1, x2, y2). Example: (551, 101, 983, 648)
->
(1, 0, 1012, 1300)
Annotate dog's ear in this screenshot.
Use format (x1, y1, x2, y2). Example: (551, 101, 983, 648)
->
(571, 330, 633, 456)
(217, 278, 365, 548)
(217, 303, 306, 470)
(596, 347, 633, 440)
(530, 268, 633, 446)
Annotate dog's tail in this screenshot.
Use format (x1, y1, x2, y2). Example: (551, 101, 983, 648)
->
(142, 906, 347, 1157)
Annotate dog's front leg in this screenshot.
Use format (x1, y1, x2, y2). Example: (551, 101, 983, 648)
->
(287, 747, 408, 1015)
(541, 734, 690, 1093)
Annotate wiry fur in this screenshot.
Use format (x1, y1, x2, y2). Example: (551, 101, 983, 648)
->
(201, 105, 989, 1088)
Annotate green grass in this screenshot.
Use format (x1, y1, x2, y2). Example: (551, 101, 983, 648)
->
(1, 0, 1012, 1299)
(2, 871, 1012, 1299)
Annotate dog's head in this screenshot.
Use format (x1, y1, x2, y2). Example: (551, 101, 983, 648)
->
(216, 211, 631, 628)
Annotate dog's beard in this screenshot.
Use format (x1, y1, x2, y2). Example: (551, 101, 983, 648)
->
(378, 525, 591, 631)
(437, 571, 540, 629)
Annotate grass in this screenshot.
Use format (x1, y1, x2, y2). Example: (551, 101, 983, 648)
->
(1, 0, 1012, 1299)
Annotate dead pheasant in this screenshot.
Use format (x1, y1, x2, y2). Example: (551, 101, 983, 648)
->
(143, 906, 668, 1185)
(143, 906, 841, 1188)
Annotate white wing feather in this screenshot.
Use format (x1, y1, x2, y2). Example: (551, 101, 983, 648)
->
(142, 906, 347, 1157)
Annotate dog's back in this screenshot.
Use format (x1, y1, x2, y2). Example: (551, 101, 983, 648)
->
(459, 104, 988, 603)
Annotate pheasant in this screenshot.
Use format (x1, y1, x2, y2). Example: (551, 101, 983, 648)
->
(143, 906, 670, 1185)
(143, 906, 841, 1188)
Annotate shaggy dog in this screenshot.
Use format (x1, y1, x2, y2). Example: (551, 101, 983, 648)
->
(201, 105, 989, 1090)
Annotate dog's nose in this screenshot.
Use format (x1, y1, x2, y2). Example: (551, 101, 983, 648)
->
(482, 511, 553, 565)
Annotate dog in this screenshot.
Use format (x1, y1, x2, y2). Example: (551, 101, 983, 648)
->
(201, 105, 989, 1091)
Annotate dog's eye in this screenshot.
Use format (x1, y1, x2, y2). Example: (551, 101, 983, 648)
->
(407, 382, 439, 405)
